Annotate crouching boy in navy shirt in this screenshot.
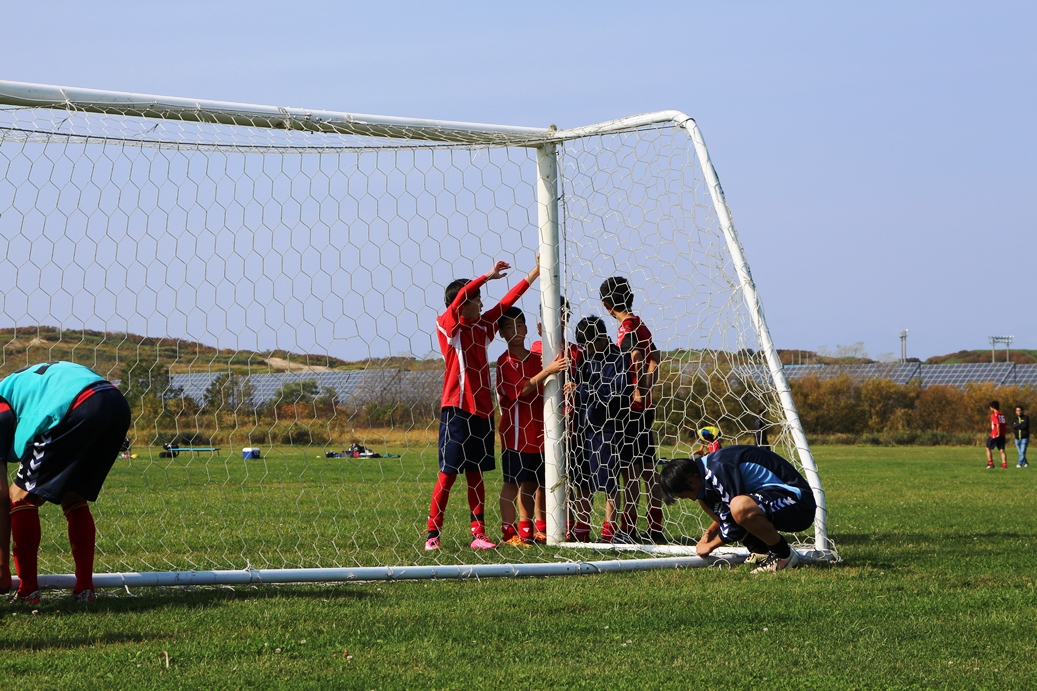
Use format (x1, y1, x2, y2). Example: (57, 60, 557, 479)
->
(659, 446, 816, 572)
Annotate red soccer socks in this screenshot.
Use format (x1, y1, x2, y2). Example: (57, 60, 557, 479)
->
(647, 506, 664, 533)
(64, 501, 96, 595)
(427, 471, 458, 535)
(10, 500, 40, 597)
(428, 472, 491, 540)
(465, 471, 486, 536)
(0, 498, 10, 593)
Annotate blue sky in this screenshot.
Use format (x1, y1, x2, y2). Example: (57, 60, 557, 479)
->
(5, 1, 1035, 360)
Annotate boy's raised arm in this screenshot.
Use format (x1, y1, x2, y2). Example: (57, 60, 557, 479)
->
(442, 260, 511, 326)
(446, 275, 487, 312)
(483, 258, 539, 325)
(485, 259, 511, 282)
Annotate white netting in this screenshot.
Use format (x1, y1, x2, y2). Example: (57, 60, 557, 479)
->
(0, 97, 827, 578)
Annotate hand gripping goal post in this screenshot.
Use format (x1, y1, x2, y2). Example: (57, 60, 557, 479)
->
(0, 80, 835, 589)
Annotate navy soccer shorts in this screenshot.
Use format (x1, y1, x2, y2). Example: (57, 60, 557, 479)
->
(438, 407, 495, 474)
(568, 433, 592, 492)
(748, 486, 817, 534)
(586, 426, 621, 495)
(14, 387, 131, 504)
(621, 408, 657, 469)
(501, 450, 544, 484)
(987, 436, 1006, 451)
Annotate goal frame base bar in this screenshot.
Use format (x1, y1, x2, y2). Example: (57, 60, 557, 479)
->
(24, 549, 838, 590)
(554, 544, 837, 563)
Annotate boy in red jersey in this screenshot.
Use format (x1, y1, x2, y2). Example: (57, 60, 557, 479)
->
(986, 400, 1008, 470)
(600, 276, 665, 544)
(425, 258, 541, 551)
(496, 307, 565, 546)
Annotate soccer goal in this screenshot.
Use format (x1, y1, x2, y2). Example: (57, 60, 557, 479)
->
(0, 80, 835, 588)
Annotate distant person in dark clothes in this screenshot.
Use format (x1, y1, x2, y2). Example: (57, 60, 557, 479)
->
(986, 400, 1008, 470)
(1012, 406, 1029, 468)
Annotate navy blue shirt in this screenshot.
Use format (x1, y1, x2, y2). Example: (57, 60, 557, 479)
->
(572, 343, 632, 432)
(696, 445, 812, 543)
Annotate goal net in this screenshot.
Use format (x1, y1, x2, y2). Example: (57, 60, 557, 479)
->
(0, 81, 833, 584)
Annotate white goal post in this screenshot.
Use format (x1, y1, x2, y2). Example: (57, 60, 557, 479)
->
(0, 79, 833, 588)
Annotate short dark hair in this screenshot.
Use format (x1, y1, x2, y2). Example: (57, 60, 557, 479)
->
(990, 400, 1000, 410)
(1016, 404, 1025, 411)
(599, 276, 633, 311)
(497, 306, 525, 330)
(575, 315, 607, 346)
(444, 278, 473, 308)
(658, 456, 702, 505)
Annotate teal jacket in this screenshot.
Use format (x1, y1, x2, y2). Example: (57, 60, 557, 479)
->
(0, 361, 105, 461)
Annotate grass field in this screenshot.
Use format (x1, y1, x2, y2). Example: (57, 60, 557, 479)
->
(36, 439, 715, 574)
(2, 445, 1036, 689)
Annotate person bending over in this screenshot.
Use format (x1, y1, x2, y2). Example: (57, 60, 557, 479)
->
(0, 361, 131, 603)
(659, 445, 816, 572)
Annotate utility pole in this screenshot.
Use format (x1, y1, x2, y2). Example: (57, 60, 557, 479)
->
(899, 330, 909, 363)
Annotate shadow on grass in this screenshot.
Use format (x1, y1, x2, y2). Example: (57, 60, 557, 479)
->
(834, 530, 1036, 545)
(1, 582, 379, 619)
(0, 631, 166, 652)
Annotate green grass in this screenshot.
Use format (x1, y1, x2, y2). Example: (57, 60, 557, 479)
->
(42, 442, 713, 573)
(3, 446, 1037, 689)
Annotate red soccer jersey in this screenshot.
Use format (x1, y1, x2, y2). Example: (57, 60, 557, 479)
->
(616, 315, 659, 412)
(437, 275, 531, 417)
(704, 440, 722, 454)
(496, 349, 546, 453)
(991, 410, 1007, 438)
(531, 340, 584, 371)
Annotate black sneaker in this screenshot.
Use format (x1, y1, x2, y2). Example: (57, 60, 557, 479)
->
(744, 551, 769, 566)
(751, 549, 801, 573)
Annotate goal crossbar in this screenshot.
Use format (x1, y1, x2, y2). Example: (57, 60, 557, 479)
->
(0, 79, 691, 146)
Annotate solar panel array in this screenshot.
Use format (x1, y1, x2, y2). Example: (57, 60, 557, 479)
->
(171, 370, 446, 408)
(715, 362, 1037, 390)
(920, 363, 1015, 387)
(1006, 365, 1037, 387)
(168, 361, 1037, 410)
(728, 363, 923, 387)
